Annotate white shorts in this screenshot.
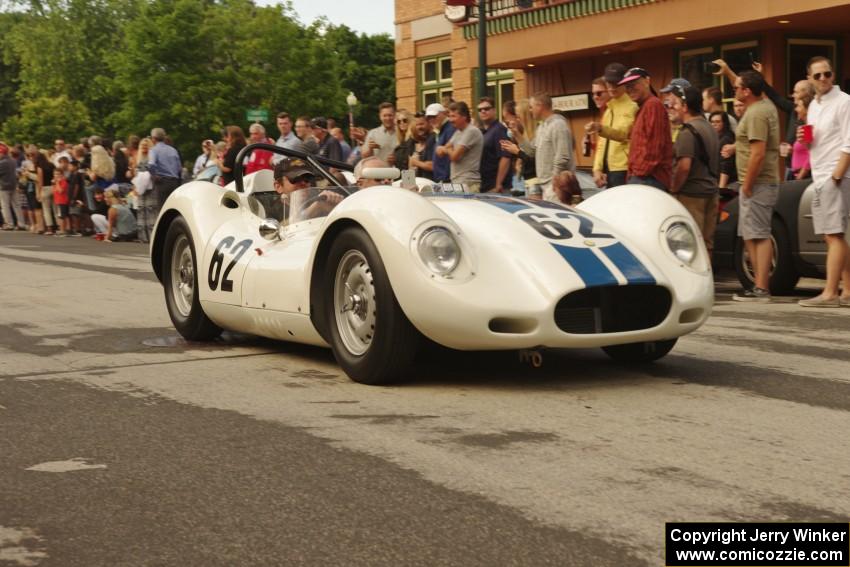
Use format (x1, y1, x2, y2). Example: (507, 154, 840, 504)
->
(812, 178, 850, 235)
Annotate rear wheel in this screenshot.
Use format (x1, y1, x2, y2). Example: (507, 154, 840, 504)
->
(602, 339, 677, 363)
(324, 227, 420, 385)
(162, 217, 222, 341)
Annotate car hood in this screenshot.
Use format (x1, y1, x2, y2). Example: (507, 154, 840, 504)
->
(424, 193, 663, 293)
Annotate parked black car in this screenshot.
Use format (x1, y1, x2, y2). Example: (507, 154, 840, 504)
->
(713, 179, 836, 294)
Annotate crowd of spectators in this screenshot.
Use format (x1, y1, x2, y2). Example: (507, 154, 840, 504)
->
(1, 54, 847, 307)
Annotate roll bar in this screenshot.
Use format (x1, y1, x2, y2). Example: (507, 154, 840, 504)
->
(233, 142, 353, 193)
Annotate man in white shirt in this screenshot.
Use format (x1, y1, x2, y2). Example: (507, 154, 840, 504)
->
(52, 139, 72, 167)
(798, 56, 850, 308)
(361, 102, 398, 164)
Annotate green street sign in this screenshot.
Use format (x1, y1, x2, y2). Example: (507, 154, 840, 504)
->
(246, 108, 269, 122)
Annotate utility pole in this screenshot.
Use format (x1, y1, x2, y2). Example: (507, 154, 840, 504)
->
(478, 0, 487, 101)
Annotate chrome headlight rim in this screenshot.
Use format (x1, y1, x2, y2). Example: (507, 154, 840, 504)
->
(665, 220, 698, 265)
(417, 226, 461, 276)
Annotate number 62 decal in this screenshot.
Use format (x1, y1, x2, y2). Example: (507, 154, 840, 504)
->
(208, 237, 252, 292)
(518, 211, 612, 241)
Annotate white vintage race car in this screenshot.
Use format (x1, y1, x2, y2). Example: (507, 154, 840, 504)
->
(150, 144, 713, 384)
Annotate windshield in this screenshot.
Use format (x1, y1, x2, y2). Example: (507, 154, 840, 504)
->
(248, 185, 355, 225)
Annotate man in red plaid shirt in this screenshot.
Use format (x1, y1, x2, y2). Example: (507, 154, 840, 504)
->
(618, 67, 673, 191)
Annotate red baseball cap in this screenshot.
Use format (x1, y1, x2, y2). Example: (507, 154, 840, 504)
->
(618, 67, 650, 86)
(0, 142, 9, 154)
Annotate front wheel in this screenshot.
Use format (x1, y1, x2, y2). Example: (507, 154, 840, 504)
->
(162, 217, 222, 341)
(324, 227, 420, 385)
(602, 339, 677, 363)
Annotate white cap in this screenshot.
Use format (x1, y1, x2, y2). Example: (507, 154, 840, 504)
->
(425, 103, 446, 117)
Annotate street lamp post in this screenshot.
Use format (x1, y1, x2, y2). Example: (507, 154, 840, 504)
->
(478, 0, 487, 102)
(346, 91, 358, 147)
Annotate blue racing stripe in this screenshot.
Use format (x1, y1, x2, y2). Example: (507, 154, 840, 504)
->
(600, 242, 656, 284)
(430, 193, 531, 214)
(476, 195, 531, 214)
(551, 244, 619, 287)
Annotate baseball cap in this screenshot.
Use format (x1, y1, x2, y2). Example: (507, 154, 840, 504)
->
(0, 142, 8, 154)
(660, 77, 692, 93)
(618, 67, 650, 86)
(273, 158, 315, 182)
(310, 117, 328, 130)
(603, 63, 627, 85)
(424, 103, 446, 117)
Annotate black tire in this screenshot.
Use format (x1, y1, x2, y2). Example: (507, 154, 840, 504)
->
(602, 338, 677, 363)
(733, 217, 799, 294)
(324, 227, 420, 385)
(162, 217, 222, 341)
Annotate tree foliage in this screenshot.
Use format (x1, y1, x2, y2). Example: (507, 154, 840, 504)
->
(2, 96, 94, 146)
(323, 24, 395, 127)
(0, 0, 395, 161)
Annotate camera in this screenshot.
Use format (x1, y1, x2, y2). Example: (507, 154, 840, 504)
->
(704, 61, 720, 74)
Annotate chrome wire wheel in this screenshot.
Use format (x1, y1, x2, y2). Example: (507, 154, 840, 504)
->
(333, 250, 376, 356)
(170, 234, 195, 318)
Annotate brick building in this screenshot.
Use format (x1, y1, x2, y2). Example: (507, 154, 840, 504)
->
(394, 0, 850, 167)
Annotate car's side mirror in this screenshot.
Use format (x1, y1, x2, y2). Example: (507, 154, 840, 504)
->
(259, 218, 282, 241)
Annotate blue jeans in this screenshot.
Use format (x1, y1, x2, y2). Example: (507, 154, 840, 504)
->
(628, 175, 668, 191)
(606, 170, 627, 188)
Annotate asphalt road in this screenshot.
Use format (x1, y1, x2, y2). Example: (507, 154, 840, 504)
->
(1, 231, 849, 566)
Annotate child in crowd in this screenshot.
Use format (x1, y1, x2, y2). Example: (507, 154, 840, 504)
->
(51, 168, 71, 236)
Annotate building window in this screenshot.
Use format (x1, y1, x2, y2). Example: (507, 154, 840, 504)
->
(472, 68, 515, 111)
(678, 41, 759, 112)
(719, 41, 759, 102)
(678, 47, 715, 92)
(418, 54, 453, 110)
(787, 38, 838, 91)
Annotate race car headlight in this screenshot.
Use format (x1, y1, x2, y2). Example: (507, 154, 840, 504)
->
(417, 227, 460, 276)
(665, 222, 697, 265)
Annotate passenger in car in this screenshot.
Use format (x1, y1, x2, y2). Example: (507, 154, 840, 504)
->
(353, 157, 392, 189)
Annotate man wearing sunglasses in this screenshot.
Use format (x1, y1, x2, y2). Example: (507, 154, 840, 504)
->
(797, 56, 850, 308)
(476, 97, 512, 193)
(668, 85, 720, 256)
(585, 63, 638, 189)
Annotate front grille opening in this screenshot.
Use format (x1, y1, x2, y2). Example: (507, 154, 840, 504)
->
(555, 285, 671, 334)
(678, 307, 704, 324)
(488, 317, 537, 334)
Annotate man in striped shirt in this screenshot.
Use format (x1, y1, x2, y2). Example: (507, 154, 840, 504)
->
(617, 67, 673, 191)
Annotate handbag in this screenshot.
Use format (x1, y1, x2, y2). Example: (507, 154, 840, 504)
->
(132, 170, 153, 196)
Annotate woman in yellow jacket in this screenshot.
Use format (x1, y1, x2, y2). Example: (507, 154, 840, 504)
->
(586, 63, 638, 188)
